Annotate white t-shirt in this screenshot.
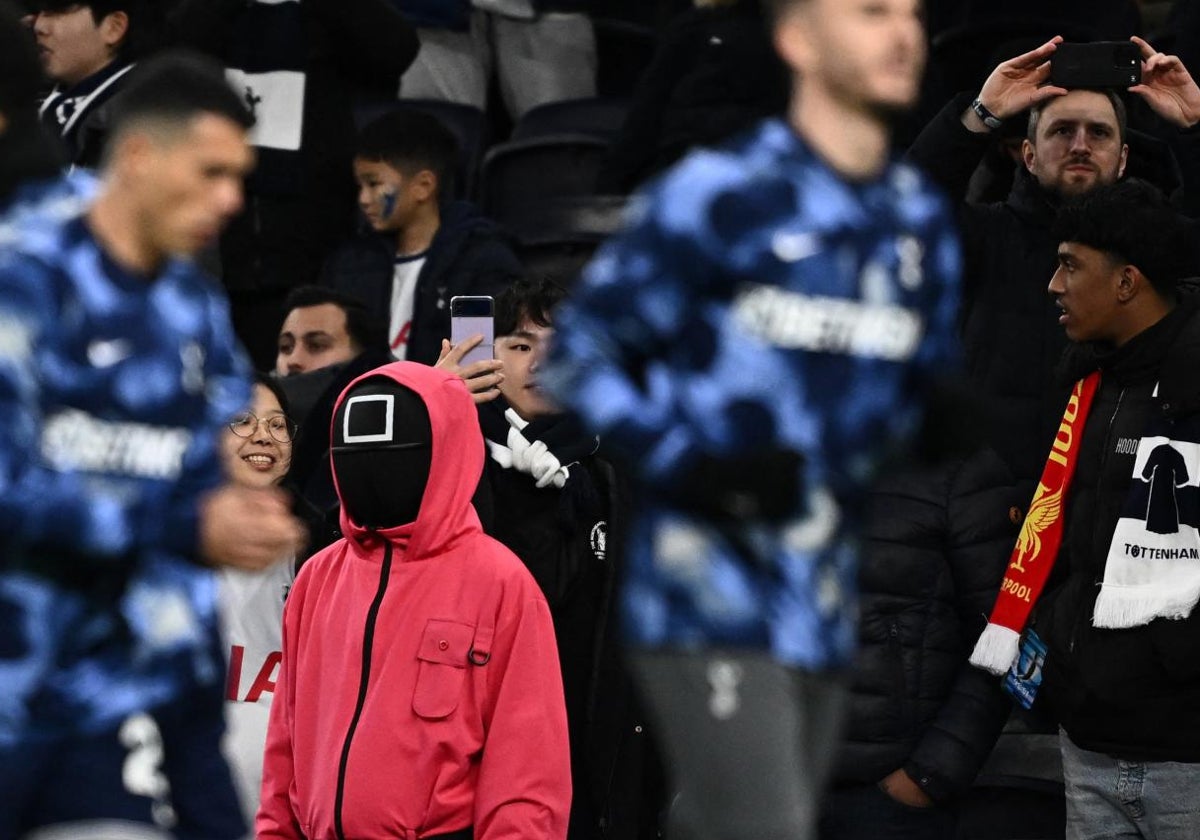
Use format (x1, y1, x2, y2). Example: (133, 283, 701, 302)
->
(389, 254, 427, 360)
(218, 557, 296, 825)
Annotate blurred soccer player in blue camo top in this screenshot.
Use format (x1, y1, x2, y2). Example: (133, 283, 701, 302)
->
(542, 1, 963, 838)
(0, 38, 305, 839)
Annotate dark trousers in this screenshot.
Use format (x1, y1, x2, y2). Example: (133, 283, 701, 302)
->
(819, 783, 957, 840)
(0, 691, 245, 840)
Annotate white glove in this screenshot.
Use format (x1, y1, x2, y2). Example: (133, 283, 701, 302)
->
(526, 440, 566, 489)
(503, 413, 569, 489)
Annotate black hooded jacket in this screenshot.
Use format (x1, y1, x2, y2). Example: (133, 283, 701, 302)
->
(476, 404, 664, 839)
(321, 201, 523, 365)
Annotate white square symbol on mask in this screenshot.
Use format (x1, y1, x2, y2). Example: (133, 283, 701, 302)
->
(343, 394, 395, 444)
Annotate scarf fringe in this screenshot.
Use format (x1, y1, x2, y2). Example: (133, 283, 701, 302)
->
(968, 623, 1021, 676)
(1093, 584, 1200, 628)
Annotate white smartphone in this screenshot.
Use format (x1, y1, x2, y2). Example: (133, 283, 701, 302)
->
(449, 295, 495, 367)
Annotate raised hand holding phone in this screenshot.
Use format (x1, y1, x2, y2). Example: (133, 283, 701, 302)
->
(435, 333, 504, 404)
(1048, 41, 1141, 89)
(1127, 35, 1200, 129)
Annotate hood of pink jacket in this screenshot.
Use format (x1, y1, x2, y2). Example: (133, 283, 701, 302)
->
(330, 361, 483, 561)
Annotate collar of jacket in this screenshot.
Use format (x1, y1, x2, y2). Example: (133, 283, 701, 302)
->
(1005, 166, 1059, 226)
(1057, 292, 1200, 410)
(357, 200, 508, 267)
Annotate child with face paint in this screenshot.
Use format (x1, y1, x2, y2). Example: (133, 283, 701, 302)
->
(378, 187, 398, 219)
(328, 107, 523, 368)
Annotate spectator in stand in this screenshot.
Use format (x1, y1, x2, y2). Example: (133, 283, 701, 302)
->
(275, 285, 504, 548)
(323, 109, 523, 366)
(34, 0, 162, 169)
(0, 0, 62, 203)
(598, 0, 790, 194)
(396, 0, 596, 120)
(819, 449, 1019, 840)
(259, 361, 571, 840)
(970, 178, 1200, 840)
(479, 277, 664, 840)
(168, 0, 419, 371)
(907, 34, 1200, 485)
(275, 286, 385, 380)
(905, 34, 1200, 840)
(217, 375, 301, 828)
(0, 49, 304, 839)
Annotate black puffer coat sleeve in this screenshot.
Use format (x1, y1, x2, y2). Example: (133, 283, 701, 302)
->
(905, 92, 993, 205)
(904, 450, 1020, 802)
(836, 449, 1019, 802)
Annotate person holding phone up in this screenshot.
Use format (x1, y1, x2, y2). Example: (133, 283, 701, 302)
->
(908, 34, 1200, 487)
(899, 33, 1200, 839)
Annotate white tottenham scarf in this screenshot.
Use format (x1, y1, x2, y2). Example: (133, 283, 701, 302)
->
(1094, 424, 1200, 628)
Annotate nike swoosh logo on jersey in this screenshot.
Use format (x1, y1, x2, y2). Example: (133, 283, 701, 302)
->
(771, 231, 823, 263)
(87, 338, 134, 368)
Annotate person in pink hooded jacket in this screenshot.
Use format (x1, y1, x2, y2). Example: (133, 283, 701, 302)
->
(258, 361, 571, 840)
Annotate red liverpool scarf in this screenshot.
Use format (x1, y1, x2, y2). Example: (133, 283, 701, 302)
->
(969, 372, 1101, 675)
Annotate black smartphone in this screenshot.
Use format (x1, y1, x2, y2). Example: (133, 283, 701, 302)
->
(1049, 41, 1141, 89)
(449, 295, 495, 367)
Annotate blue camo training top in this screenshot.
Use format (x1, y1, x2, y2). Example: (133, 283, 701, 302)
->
(542, 119, 962, 670)
(0, 176, 253, 743)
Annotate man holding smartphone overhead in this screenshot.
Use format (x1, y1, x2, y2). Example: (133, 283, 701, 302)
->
(908, 34, 1200, 486)
(542, 1, 962, 838)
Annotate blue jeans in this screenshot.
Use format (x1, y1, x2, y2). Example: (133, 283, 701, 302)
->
(1061, 729, 1200, 840)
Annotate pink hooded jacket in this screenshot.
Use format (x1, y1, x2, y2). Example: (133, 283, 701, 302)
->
(258, 362, 571, 840)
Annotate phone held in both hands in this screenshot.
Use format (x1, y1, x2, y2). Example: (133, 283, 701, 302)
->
(450, 295, 495, 367)
(1050, 41, 1142, 89)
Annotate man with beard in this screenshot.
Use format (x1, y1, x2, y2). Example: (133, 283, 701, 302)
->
(543, 1, 962, 838)
(904, 36, 1200, 838)
(909, 35, 1200, 483)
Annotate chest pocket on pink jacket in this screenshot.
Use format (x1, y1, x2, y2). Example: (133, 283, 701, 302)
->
(413, 619, 492, 719)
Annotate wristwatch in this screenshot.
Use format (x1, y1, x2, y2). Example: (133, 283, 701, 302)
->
(971, 97, 1004, 131)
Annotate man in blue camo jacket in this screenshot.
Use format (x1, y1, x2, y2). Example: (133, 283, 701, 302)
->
(0, 44, 305, 839)
(542, 1, 962, 838)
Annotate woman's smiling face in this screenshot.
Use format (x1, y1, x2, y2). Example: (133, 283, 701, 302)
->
(222, 383, 293, 488)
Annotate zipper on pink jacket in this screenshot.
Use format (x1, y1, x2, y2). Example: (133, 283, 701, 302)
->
(334, 537, 394, 840)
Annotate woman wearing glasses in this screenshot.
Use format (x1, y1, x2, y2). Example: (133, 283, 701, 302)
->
(216, 375, 301, 827)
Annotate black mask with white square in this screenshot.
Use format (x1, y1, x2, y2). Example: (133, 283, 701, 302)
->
(331, 377, 432, 529)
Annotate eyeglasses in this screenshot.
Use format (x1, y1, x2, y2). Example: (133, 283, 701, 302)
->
(228, 412, 298, 443)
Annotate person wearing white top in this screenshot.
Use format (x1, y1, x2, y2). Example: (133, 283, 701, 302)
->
(216, 375, 300, 827)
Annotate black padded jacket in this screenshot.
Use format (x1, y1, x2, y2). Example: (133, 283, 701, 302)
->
(832, 449, 1021, 803)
